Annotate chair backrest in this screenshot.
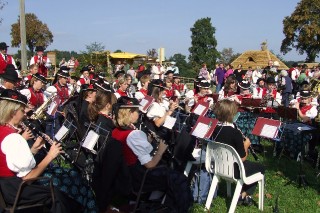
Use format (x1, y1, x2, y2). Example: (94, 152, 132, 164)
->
(205, 142, 246, 182)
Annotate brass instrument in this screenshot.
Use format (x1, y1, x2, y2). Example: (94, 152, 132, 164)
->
(30, 94, 57, 120)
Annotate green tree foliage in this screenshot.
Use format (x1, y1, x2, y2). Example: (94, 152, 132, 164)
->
(280, 0, 320, 62)
(85, 42, 105, 53)
(219, 48, 241, 65)
(188, 17, 220, 72)
(0, 0, 7, 24)
(168, 53, 193, 77)
(10, 13, 53, 54)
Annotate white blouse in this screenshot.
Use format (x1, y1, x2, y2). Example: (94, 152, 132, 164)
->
(1, 133, 36, 177)
(127, 130, 153, 165)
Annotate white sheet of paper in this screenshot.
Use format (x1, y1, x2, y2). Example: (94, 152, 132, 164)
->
(260, 124, 278, 138)
(82, 130, 100, 151)
(47, 101, 57, 115)
(194, 104, 206, 115)
(192, 122, 209, 138)
(55, 125, 69, 141)
(140, 99, 148, 107)
(163, 116, 177, 129)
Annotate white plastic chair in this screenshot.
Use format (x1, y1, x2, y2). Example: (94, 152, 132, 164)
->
(205, 142, 264, 213)
(184, 148, 206, 177)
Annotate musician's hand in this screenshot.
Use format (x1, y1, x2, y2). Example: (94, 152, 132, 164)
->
(169, 102, 178, 111)
(48, 142, 63, 160)
(243, 137, 251, 149)
(157, 140, 168, 155)
(294, 102, 300, 109)
(22, 128, 34, 141)
(31, 136, 45, 154)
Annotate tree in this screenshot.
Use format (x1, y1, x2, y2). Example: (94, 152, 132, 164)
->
(280, 0, 320, 62)
(188, 17, 220, 73)
(146, 48, 158, 59)
(218, 48, 241, 65)
(10, 13, 53, 54)
(0, 0, 7, 25)
(85, 42, 105, 53)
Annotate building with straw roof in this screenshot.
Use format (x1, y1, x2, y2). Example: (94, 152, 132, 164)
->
(231, 42, 288, 70)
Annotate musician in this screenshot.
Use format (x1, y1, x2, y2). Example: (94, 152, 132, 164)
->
(24, 64, 39, 83)
(113, 70, 125, 90)
(135, 74, 150, 100)
(87, 63, 96, 80)
(0, 42, 17, 74)
(164, 69, 174, 81)
(185, 76, 205, 100)
(20, 73, 47, 110)
(151, 59, 165, 80)
(0, 89, 82, 212)
(0, 64, 19, 92)
(212, 99, 265, 206)
(112, 97, 192, 212)
(172, 74, 187, 97)
(164, 78, 174, 99)
(292, 90, 318, 123)
(114, 77, 129, 99)
(252, 78, 266, 99)
(124, 73, 136, 96)
(29, 46, 51, 77)
(187, 80, 213, 109)
(77, 66, 91, 86)
(235, 80, 253, 104)
(218, 75, 239, 102)
(78, 84, 97, 132)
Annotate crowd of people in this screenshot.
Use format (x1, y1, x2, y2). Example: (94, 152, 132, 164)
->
(0, 40, 319, 212)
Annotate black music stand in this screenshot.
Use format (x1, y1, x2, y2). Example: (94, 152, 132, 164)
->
(241, 98, 262, 108)
(276, 106, 298, 122)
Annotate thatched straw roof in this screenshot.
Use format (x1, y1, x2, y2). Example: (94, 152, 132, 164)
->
(231, 43, 288, 70)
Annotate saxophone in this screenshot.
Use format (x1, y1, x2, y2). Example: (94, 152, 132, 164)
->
(30, 94, 57, 120)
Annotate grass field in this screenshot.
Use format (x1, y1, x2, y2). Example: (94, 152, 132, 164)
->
(191, 140, 320, 213)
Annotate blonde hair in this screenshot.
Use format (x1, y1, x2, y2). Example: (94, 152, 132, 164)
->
(213, 99, 238, 123)
(115, 108, 132, 127)
(0, 100, 23, 125)
(140, 75, 150, 86)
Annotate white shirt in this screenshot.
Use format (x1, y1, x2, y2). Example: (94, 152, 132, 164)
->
(151, 65, 165, 79)
(1, 133, 36, 177)
(147, 102, 167, 120)
(126, 130, 153, 165)
(291, 68, 300, 81)
(252, 70, 262, 84)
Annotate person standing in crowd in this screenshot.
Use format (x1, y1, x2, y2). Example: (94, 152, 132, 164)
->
(215, 63, 226, 93)
(234, 64, 246, 83)
(198, 63, 211, 81)
(252, 67, 262, 84)
(211, 99, 265, 206)
(168, 61, 179, 74)
(127, 65, 136, 81)
(151, 59, 165, 80)
(224, 64, 234, 80)
(0, 42, 17, 74)
(30, 46, 51, 77)
(67, 56, 76, 74)
(136, 62, 146, 80)
(59, 58, 67, 67)
(278, 70, 292, 107)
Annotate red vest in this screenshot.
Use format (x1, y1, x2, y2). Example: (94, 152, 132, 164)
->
(112, 128, 138, 166)
(0, 125, 17, 177)
(300, 104, 313, 115)
(195, 93, 209, 103)
(54, 83, 69, 103)
(223, 90, 235, 97)
(139, 88, 148, 96)
(116, 89, 127, 97)
(172, 83, 184, 92)
(0, 54, 13, 74)
(28, 88, 44, 108)
(79, 78, 88, 85)
(164, 88, 174, 98)
(33, 55, 48, 77)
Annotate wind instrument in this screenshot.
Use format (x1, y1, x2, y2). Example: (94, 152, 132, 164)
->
(30, 94, 57, 120)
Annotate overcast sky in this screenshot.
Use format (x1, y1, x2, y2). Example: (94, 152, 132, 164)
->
(0, 0, 313, 61)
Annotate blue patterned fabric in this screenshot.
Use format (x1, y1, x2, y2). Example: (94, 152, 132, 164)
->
(281, 128, 312, 158)
(42, 167, 98, 213)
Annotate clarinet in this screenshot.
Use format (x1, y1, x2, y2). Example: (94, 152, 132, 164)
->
(20, 120, 71, 161)
(234, 123, 259, 161)
(143, 127, 173, 157)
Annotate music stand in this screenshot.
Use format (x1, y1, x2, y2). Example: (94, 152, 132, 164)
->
(276, 106, 298, 122)
(241, 98, 262, 108)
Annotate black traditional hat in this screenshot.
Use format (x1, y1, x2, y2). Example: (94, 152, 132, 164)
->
(198, 80, 211, 88)
(300, 90, 312, 98)
(117, 96, 140, 108)
(81, 83, 96, 92)
(165, 70, 174, 75)
(0, 42, 9, 50)
(266, 77, 276, 84)
(80, 66, 90, 73)
(59, 66, 70, 72)
(238, 80, 251, 89)
(0, 64, 19, 83)
(0, 89, 28, 106)
(35, 46, 45, 52)
(114, 70, 125, 78)
(87, 64, 95, 69)
(256, 78, 265, 85)
(194, 76, 205, 82)
(173, 73, 180, 78)
(32, 73, 47, 84)
(151, 79, 167, 90)
(56, 70, 70, 78)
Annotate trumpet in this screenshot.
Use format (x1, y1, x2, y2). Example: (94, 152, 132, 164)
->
(30, 94, 57, 120)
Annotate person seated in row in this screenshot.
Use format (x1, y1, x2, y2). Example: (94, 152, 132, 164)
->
(134, 74, 150, 100)
(112, 97, 192, 212)
(0, 89, 83, 212)
(185, 80, 213, 112)
(290, 90, 318, 123)
(211, 99, 265, 206)
(218, 75, 239, 102)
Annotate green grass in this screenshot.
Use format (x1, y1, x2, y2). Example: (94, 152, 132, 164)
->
(191, 140, 320, 213)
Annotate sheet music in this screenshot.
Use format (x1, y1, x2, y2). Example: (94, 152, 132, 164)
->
(82, 130, 100, 151)
(163, 116, 177, 129)
(55, 125, 69, 141)
(191, 122, 209, 138)
(260, 124, 278, 138)
(140, 99, 148, 108)
(193, 104, 206, 115)
(47, 101, 58, 115)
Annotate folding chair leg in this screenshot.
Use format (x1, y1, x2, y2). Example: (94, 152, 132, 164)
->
(228, 181, 243, 213)
(205, 175, 219, 210)
(258, 179, 264, 211)
(227, 182, 232, 197)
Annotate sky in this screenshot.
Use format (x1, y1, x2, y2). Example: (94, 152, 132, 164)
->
(0, 0, 312, 61)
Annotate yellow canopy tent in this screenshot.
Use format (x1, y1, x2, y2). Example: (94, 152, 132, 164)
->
(109, 52, 147, 59)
